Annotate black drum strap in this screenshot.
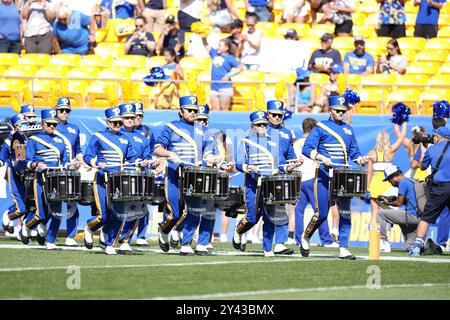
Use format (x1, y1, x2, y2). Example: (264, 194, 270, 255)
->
(254, 176, 263, 219)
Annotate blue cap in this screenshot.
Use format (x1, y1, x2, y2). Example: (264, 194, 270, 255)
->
(329, 95, 348, 111)
(267, 100, 284, 114)
(55, 97, 71, 110)
(330, 64, 343, 74)
(433, 126, 450, 139)
(296, 67, 312, 81)
(179, 96, 198, 110)
(105, 107, 123, 121)
(134, 101, 144, 115)
(11, 113, 26, 127)
(250, 111, 268, 124)
(119, 103, 136, 117)
(41, 109, 58, 124)
(20, 104, 36, 116)
(197, 104, 209, 119)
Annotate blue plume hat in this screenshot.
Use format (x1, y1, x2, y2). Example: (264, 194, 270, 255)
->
(329, 95, 347, 111)
(119, 103, 136, 117)
(105, 107, 123, 121)
(20, 104, 36, 116)
(11, 113, 26, 127)
(134, 101, 144, 115)
(330, 64, 343, 74)
(433, 126, 450, 139)
(55, 97, 71, 109)
(41, 109, 58, 124)
(143, 67, 166, 87)
(250, 111, 268, 124)
(179, 96, 198, 110)
(296, 67, 312, 81)
(197, 104, 209, 119)
(267, 100, 284, 114)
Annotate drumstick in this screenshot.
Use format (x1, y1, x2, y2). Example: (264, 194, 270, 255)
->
(103, 159, 155, 168)
(318, 162, 352, 167)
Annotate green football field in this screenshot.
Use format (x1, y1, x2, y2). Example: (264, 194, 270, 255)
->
(0, 237, 449, 300)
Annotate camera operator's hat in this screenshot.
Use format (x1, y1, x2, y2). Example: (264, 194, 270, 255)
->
(119, 103, 136, 117)
(179, 96, 199, 110)
(55, 97, 71, 110)
(321, 33, 334, 42)
(284, 28, 298, 39)
(250, 111, 268, 125)
(20, 104, 36, 117)
(197, 104, 209, 119)
(329, 95, 347, 111)
(41, 109, 58, 124)
(433, 126, 450, 139)
(11, 113, 26, 127)
(383, 165, 401, 181)
(105, 107, 123, 122)
(133, 101, 144, 115)
(267, 100, 284, 114)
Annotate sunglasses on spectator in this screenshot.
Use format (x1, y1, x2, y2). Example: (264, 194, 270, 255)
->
(110, 121, 123, 126)
(135, 24, 144, 28)
(269, 112, 283, 119)
(45, 122, 57, 127)
(334, 109, 347, 114)
(253, 123, 268, 127)
(58, 109, 71, 114)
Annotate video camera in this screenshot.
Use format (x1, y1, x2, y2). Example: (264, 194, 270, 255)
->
(377, 195, 397, 203)
(412, 135, 434, 145)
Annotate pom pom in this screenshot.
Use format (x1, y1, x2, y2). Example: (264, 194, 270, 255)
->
(433, 100, 450, 119)
(143, 67, 166, 87)
(391, 103, 411, 125)
(343, 88, 360, 107)
(283, 108, 292, 121)
(275, 80, 285, 100)
(191, 21, 212, 38)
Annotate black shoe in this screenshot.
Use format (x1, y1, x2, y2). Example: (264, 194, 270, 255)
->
(232, 237, 241, 251)
(300, 245, 309, 257)
(274, 248, 294, 255)
(2, 222, 14, 234)
(194, 250, 209, 256)
(339, 254, 356, 260)
(179, 251, 195, 256)
(169, 236, 179, 249)
(84, 237, 93, 250)
(19, 230, 30, 245)
(36, 234, 46, 246)
(158, 238, 170, 252)
(240, 243, 246, 252)
(425, 238, 443, 255)
(99, 239, 107, 250)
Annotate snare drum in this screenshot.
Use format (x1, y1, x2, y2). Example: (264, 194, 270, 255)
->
(215, 170, 230, 200)
(330, 168, 367, 198)
(45, 171, 81, 202)
(108, 171, 145, 202)
(182, 166, 218, 198)
(79, 168, 95, 205)
(215, 186, 245, 218)
(262, 174, 301, 205)
(151, 180, 166, 205)
(143, 172, 155, 202)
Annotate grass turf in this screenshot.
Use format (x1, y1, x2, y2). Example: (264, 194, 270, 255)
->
(0, 238, 449, 300)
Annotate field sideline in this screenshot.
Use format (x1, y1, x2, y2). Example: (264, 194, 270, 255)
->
(0, 238, 449, 300)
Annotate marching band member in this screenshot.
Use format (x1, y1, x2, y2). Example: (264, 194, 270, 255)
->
(83, 107, 141, 255)
(21, 109, 80, 249)
(53, 97, 86, 246)
(154, 96, 214, 255)
(233, 111, 302, 257)
(20, 105, 37, 124)
(301, 95, 369, 260)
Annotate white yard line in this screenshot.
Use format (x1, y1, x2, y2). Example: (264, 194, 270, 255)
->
(150, 283, 450, 300)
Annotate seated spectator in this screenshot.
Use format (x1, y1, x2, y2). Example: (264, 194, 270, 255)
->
(99, 0, 137, 19)
(283, 0, 309, 23)
(377, 165, 421, 252)
(312, 63, 341, 113)
(156, 15, 185, 60)
(414, 0, 446, 39)
(284, 27, 298, 41)
(21, 0, 55, 54)
(138, 0, 166, 32)
(291, 67, 315, 112)
(324, 0, 355, 36)
(376, 38, 407, 75)
(245, 0, 273, 22)
(178, 0, 201, 32)
(124, 16, 156, 56)
(0, 0, 22, 54)
(225, 19, 243, 56)
(343, 36, 375, 75)
(52, 5, 95, 55)
(308, 33, 342, 74)
(208, 0, 243, 31)
(239, 12, 263, 70)
(155, 48, 184, 109)
(377, 0, 406, 38)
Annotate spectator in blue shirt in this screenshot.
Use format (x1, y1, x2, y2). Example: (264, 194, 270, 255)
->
(343, 36, 375, 75)
(52, 5, 96, 55)
(100, 0, 136, 19)
(245, 0, 273, 22)
(0, 0, 22, 54)
(202, 37, 244, 111)
(414, 0, 446, 39)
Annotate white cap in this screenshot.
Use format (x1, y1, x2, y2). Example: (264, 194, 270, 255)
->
(383, 165, 400, 181)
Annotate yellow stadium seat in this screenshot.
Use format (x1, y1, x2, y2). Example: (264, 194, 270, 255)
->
(353, 25, 377, 38)
(19, 53, 51, 69)
(97, 68, 132, 89)
(50, 54, 82, 69)
(405, 13, 416, 26)
(95, 42, 125, 57)
(146, 55, 166, 69)
(365, 37, 392, 51)
(387, 88, 421, 114)
(180, 56, 211, 73)
(4, 65, 38, 85)
(415, 50, 448, 63)
(438, 25, 450, 36)
(361, 1, 380, 14)
(440, 62, 450, 74)
(66, 80, 87, 108)
(136, 82, 158, 110)
(232, 70, 266, 110)
(342, 74, 362, 91)
(406, 25, 415, 37)
(0, 79, 24, 106)
(404, 1, 419, 13)
(397, 37, 426, 51)
(395, 74, 429, 90)
(429, 74, 450, 87)
(352, 13, 367, 26)
(86, 82, 115, 108)
(364, 13, 381, 27)
(439, 14, 450, 26)
(420, 88, 450, 115)
(277, 23, 310, 38)
(36, 66, 70, 80)
(0, 53, 19, 68)
(425, 38, 450, 50)
(30, 80, 54, 107)
(356, 88, 385, 114)
(95, 29, 107, 43)
(401, 49, 419, 63)
(254, 22, 277, 38)
(407, 62, 440, 76)
(113, 55, 147, 70)
(68, 67, 101, 82)
(104, 18, 135, 43)
(80, 55, 114, 69)
(332, 37, 355, 52)
(309, 72, 329, 97)
(0, 66, 5, 77)
(362, 73, 396, 92)
(309, 24, 336, 38)
(442, 2, 450, 14)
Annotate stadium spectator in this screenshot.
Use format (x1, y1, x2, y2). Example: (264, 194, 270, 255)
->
(178, 0, 201, 32)
(377, 165, 421, 252)
(124, 16, 156, 57)
(225, 19, 243, 56)
(413, 0, 446, 39)
(245, 0, 273, 22)
(155, 48, 184, 109)
(202, 37, 244, 111)
(343, 36, 375, 75)
(325, 0, 355, 36)
(99, 0, 137, 19)
(291, 67, 315, 112)
(376, 38, 407, 75)
(21, 0, 55, 54)
(284, 27, 299, 40)
(52, 0, 99, 16)
(0, 0, 22, 54)
(377, 0, 406, 38)
(138, 0, 166, 32)
(208, 0, 243, 31)
(52, 5, 95, 55)
(156, 15, 185, 59)
(282, 0, 309, 23)
(239, 12, 263, 70)
(308, 33, 342, 74)
(312, 63, 341, 113)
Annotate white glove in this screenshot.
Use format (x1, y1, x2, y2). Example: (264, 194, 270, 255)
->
(317, 154, 332, 166)
(355, 156, 370, 166)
